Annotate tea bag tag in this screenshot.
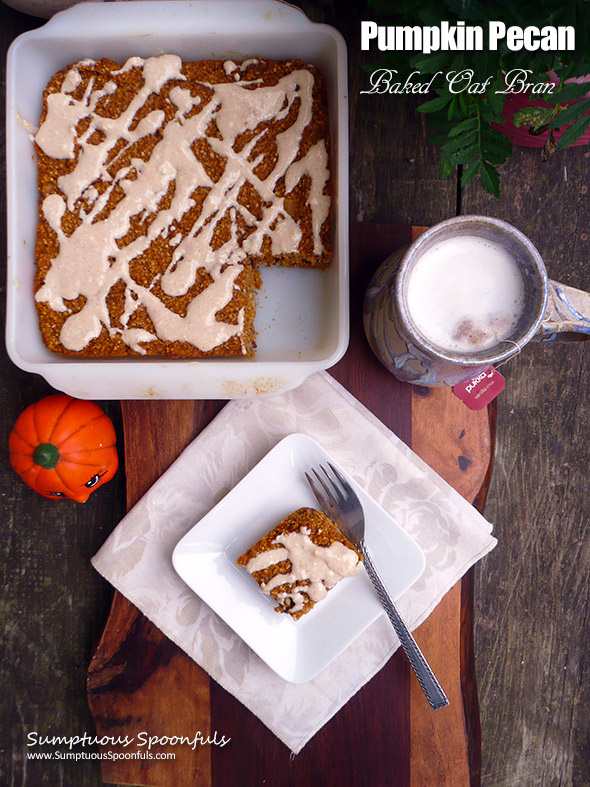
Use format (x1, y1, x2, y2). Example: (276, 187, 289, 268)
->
(452, 366, 505, 410)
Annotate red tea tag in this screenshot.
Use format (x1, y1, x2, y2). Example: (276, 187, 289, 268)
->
(452, 366, 505, 410)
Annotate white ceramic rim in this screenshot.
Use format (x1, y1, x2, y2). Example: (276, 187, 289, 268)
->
(172, 433, 426, 683)
(395, 215, 549, 367)
(5, 0, 349, 399)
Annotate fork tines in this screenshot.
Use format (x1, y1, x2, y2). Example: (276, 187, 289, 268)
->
(305, 461, 358, 523)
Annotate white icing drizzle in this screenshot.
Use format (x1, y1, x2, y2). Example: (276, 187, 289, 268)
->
(285, 141, 330, 255)
(82, 185, 99, 203)
(16, 109, 39, 139)
(246, 526, 361, 613)
(34, 55, 330, 354)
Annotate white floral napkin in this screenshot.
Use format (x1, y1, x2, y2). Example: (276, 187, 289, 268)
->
(92, 371, 496, 753)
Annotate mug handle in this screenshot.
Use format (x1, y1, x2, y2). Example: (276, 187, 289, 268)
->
(536, 280, 590, 341)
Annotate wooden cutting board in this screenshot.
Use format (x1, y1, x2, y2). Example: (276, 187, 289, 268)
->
(87, 224, 494, 786)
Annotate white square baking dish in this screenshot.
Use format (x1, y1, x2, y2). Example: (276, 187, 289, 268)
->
(5, 0, 348, 399)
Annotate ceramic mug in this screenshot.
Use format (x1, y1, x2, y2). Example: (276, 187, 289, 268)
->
(363, 216, 590, 387)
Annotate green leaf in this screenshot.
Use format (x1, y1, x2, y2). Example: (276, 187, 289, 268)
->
(481, 124, 511, 145)
(429, 132, 455, 145)
(481, 148, 510, 166)
(544, 81, 590, 105)
(553, 62, 574, 81)
(486, 82, 507, 115)
(417, 94, 453, 114)
(448, 117, 478, 137)
(481, 135, 512, 162)
(442, 139, 479, 166)
(447, 95, 459, 121)
(480, 161, 500, 198)
(451, 146, 481, 165)
(363, 0, 590, 198)
(440, 157, 456, 179)
(441, 130, 478, 155)
(513, 105, 556, 130)
(458, 90, 470, 116)
(555, 114, 590, 150)
(460, 159, 481, 187)
(550, 97, 590, 129)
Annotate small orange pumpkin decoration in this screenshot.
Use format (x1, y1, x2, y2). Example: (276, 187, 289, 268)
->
(9, 393, 118, 502)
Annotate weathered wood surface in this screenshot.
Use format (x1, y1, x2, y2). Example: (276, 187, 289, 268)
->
(461, 152, 590, 787)
(88, 401, 223, 787)
(1, 1, 589, 786)
(345, 4, 590, 785)
(0, 15, 125, 787)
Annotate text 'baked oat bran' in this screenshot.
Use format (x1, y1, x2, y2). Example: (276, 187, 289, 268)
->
(34, 55, 332, 358)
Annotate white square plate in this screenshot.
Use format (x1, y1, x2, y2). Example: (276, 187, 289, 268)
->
(172, 433, 425, 683)
(5, 0, 349, 400)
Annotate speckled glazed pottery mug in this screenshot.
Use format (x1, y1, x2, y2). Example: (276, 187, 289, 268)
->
(363, 216, 590, 387)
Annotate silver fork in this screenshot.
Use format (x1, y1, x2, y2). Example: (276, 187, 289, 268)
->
(306, 462, 449, 710)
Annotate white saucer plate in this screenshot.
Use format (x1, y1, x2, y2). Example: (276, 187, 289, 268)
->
(173, 433, 426, 683)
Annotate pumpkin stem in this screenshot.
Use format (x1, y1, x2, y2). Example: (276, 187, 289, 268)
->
(33, 443, 60, 469)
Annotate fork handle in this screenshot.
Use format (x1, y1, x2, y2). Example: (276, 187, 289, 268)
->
(361, 545, 449, 710)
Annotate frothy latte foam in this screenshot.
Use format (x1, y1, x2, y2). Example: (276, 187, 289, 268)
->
(406, 235, 526, 354)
